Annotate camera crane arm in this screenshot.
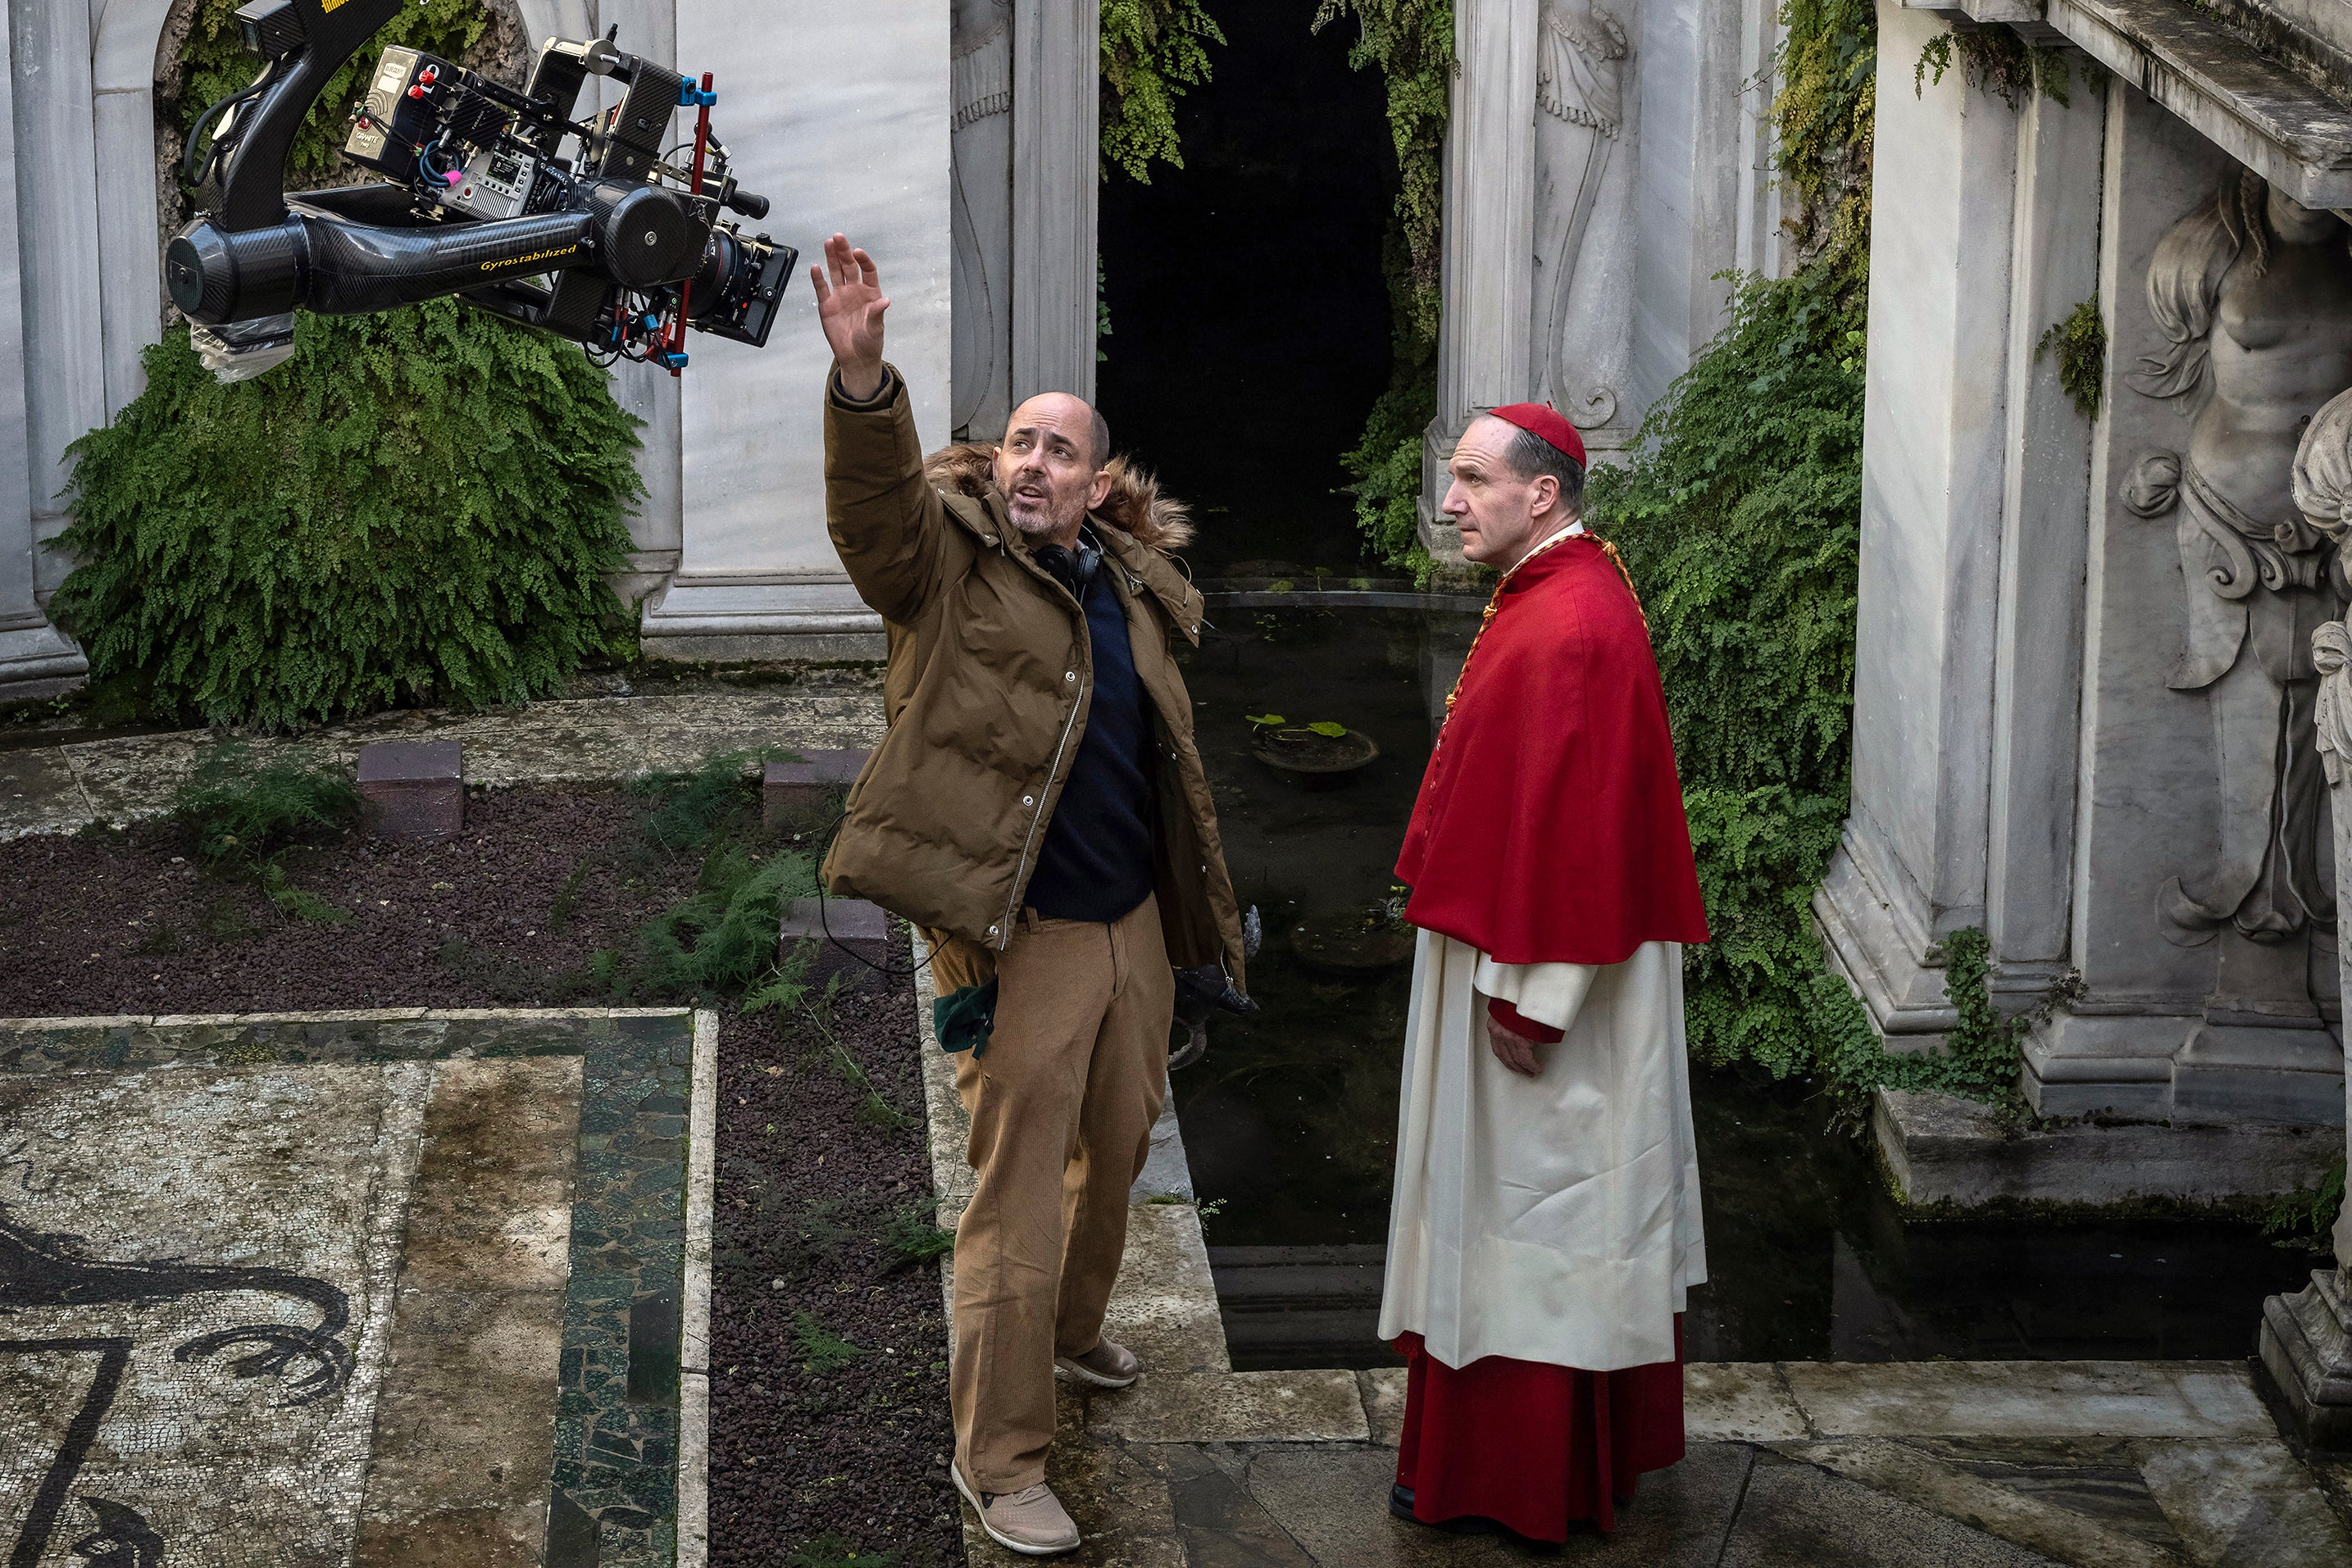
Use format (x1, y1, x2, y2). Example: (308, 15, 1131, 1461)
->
(166, 0, 795, 380)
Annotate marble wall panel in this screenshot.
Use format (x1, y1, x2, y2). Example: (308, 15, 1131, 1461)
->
(9, 0, 107, 596)
(2068, 84, 2237, 1010)
(1845, 0, 2020, 934)
(674, 0, 951, 578)
(1985, 76, 2107, 972)
(0, 2, 39, 634)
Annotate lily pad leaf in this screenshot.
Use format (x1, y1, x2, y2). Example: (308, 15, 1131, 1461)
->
(1247, 714, 1285, 727)
(1306, 721, 1349, 739)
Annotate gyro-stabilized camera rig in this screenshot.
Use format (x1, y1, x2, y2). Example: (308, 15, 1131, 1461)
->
(166, 0, 797, 381)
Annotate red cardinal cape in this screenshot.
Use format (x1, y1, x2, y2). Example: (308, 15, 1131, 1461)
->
(1396, 531, 1708, 965)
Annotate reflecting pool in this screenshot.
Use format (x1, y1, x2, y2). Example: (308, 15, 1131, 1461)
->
(1171, 607, 2322, 1370)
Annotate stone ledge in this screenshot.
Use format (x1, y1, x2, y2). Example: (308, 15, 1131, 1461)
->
(1876, 1087, 2341, 1206)
(2050, 0, 2352, 206)
(1086, 1369, 1369, 1445)
(1781, 1359, 2274, 1439)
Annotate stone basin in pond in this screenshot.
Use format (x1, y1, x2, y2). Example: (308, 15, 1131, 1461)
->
(1249, 726, 1379, 789)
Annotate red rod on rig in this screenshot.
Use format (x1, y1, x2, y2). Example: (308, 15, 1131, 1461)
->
(669, 71, 716, 377)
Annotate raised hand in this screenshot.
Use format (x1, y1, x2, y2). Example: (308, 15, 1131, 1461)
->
(811, 233, 889, 400)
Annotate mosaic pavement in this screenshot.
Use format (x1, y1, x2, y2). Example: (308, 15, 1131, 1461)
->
(0, 1009, 713, 1568)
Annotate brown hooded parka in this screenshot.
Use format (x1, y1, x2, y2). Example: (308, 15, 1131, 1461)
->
(818, 369, 1249, 993)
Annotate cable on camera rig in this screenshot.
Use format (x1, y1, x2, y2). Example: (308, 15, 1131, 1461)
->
(166, 0, 798, 382)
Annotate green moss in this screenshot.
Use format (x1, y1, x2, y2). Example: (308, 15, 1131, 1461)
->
(1773, 0, 1876, 287)
(1101, 0, 1226, 182)
(2037, 295, 2108, 421)
(2261, 1159, 2345, 1252)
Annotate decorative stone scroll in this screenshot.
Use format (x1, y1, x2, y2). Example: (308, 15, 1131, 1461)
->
(2125, 169, 2352, 1030)
(1531, 0, 1628, 430)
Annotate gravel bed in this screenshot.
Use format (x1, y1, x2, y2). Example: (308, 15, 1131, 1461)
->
(0, 783, 959, 1567)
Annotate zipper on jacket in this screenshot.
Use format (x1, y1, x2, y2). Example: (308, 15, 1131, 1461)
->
(999, 645, 1088, 949)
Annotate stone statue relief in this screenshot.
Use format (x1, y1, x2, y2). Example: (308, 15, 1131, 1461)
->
(1531, 0, 1626, 429)
(2125, 170, 2352, 1026)
(951, 0, 1015, 440)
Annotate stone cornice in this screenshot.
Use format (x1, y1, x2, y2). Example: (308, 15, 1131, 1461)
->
(2045, 0, 2352, 205)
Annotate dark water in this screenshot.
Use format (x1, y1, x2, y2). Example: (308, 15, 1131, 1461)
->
(1096, 0, 1396, 579)
(1171, 609, 2324, 1370)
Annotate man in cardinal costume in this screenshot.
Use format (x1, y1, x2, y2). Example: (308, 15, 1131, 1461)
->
(1378, 402, 1709, 1540)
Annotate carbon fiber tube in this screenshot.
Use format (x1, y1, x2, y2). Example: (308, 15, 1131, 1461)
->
(168, 210, 599, 325)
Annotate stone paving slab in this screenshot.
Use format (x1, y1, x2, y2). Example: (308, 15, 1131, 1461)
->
(0, 681, 890, 841)
(0, 1008, 713, 1568)
(1778, 1360, 2273, 1440)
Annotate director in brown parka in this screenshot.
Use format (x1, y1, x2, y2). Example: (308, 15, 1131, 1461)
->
(809, 234, 1244, 1556)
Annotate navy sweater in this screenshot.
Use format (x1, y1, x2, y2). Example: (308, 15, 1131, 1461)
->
(1025, 561, 1157, 922)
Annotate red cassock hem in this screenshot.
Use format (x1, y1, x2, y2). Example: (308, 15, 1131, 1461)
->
(1391, 1319, 1685, 1540)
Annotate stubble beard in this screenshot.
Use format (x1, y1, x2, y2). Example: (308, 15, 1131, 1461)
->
(1007, 491, 1083, 539)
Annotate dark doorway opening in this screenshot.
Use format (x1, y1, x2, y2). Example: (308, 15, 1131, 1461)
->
(1096, 3, 1397, 579)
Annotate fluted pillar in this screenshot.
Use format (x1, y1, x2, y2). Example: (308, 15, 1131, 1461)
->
(2257, 616, 2352, 1448)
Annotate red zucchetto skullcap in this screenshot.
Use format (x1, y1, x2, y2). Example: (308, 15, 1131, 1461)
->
(1487, 402, 1587, 469)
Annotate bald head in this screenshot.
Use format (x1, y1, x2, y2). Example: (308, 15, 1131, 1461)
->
(994, 393, 1115, 544)
(1007, 393, 1111, 469)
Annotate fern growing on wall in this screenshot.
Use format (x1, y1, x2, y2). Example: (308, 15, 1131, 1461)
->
(52, 299, 642, 729)
(1101, 0, 1226, 181)
(1586, 266, 1872, 1082)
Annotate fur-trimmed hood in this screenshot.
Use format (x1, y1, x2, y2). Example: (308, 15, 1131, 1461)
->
(923, 443, 1195, 553)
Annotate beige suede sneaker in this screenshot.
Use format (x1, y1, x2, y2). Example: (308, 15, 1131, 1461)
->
(1054, 1338, 1140, 1389)
(953, 1461, 1082, 1556)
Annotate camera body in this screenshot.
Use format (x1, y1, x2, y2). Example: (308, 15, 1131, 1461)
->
(165, 0, 795, 377)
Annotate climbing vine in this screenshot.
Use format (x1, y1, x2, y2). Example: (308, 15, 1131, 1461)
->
(1913, 26, 2085, 112)
(1100, 0, 1227, 181)
(2038, 296, 2107, 420)
(1773, 0, 1877, 293)
(1314, 0, 1457, 571)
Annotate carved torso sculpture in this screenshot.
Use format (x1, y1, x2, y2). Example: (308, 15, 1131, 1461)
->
(2127, 171, 2352, 1025)
(1531, 0, 1626, 429)
(951, 0, 1014, 439)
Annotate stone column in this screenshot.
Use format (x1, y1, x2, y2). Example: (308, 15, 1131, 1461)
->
(8, 0, 106, 606)
(566, 0, 688, 611)
(1730, 0, 1784, 282)
(1010, 0, 1098, 405)
(2259, 612, 2352, 1447)
(1813, 0, 2026, 1040)
(0, 3, 81, 695)
(1983, 62, 2106, 995)
(951, 0, 1015, 439)
(642, 0, 951, 659)
(1420, 0, 1538, 567)
(1418, 0, 1749, 561)
(1626, 0, 1741, 415)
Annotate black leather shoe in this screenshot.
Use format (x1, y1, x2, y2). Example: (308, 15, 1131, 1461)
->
(1388, 1485, 1505, 1536)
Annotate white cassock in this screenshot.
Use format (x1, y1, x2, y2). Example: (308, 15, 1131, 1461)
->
(1377, 929, 1706, 1371)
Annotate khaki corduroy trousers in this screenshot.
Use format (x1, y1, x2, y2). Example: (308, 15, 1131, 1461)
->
(950, 893, 1174, 1493)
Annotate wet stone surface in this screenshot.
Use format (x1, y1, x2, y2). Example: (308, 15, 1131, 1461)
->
(0, 1011, 696, 1567)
